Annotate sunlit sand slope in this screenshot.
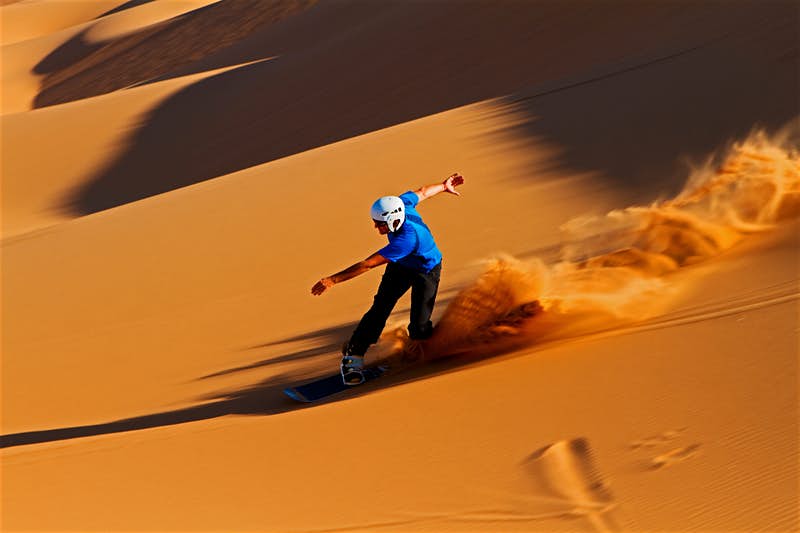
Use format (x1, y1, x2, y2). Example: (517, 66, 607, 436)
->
(1, 1, 797, 532)
(2, 0, 795, 227)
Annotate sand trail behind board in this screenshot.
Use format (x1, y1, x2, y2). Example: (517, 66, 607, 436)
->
(418, 127, 799, 359)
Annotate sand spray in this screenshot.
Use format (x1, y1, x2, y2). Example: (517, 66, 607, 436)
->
(384, 122, 799, 359)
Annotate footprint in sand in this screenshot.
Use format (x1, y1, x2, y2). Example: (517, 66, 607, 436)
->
(629, 429, 701, 470)
(522, 438, 621, 531)
(649, 444, 702, 470)
(629, 428, 686, 449)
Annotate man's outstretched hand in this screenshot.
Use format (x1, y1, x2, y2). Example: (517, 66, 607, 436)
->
(444, 173, 465, 195)
(311, 277, 334, 296)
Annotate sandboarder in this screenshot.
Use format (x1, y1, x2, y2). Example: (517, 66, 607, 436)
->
(311, 173, 465, 384)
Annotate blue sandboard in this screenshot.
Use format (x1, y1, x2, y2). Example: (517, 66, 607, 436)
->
(283, 366, 388, 403)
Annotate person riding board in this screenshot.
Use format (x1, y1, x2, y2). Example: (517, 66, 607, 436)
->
(311, 173, 465, 385)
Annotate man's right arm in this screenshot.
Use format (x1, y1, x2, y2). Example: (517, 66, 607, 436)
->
(330, 253, 388, 284)
(311, 253, 389, 295)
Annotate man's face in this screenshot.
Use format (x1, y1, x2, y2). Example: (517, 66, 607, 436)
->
(374, 220, 390, 235)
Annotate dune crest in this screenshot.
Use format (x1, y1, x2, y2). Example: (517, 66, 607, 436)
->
(0, 0, 126, 46)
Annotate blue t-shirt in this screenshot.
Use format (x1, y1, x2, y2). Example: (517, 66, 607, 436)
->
(377, 191, 442, 273)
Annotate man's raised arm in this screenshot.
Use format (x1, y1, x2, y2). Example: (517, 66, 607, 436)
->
(413, 173, 465, 203)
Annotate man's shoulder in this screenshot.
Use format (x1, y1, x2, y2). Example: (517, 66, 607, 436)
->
(399, 190, 420, 207)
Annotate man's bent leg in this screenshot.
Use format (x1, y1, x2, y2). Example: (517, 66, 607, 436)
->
(347, 262, 413, 354)
(408, 262, 442, 340)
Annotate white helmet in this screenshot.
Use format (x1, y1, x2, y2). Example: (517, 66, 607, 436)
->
(371, 196, 405, 232)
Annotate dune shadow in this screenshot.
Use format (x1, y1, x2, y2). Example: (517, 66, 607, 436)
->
(96, 0, 156, 19)
(57, 1, 794, 216)
(203, 289, 462, 380)
(496, 5, 799, 205)
(0, 311, 543, 450)
(0, 360, 457, 449)
(33, 29, 103, 76)
(0, 375, 295, 449)
(33, 0, 314, 109)
(200, 319, 361, 379)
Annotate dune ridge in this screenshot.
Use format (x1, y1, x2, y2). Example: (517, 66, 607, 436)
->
(0, 0, 127, 46)
(0, 0, 314, 114)
(34, 0, 315, 109)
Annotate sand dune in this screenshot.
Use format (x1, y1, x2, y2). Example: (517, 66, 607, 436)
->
(83, 0, 223, 44)
(0, 0, 247, 113)
(2, 1, 798, 531)
(25, 0, 314, 109)
(2, 56, 273, 237)
(2, 13, 86, 113)
(0, 0, 127, 46)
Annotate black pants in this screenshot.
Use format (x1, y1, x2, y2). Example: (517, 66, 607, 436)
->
(348, 262, 442, 354)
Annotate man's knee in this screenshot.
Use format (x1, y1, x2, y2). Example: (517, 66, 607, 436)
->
(366, 296, 398, 319)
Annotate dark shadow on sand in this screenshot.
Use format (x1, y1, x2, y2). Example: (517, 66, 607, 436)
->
(96, 0, 156, 19)
(495, 6, 799, 205)
(33, 29, 103, 76)
(200, 320, 361, 380)
(0, 286, 458, 449)
(203, 290, 462, 380)
(0, 326, 535, 449)
(33, 0, 314, 109)
(59, 1, 799, 216)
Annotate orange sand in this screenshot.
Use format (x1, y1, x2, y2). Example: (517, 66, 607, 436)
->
(2, 1, 798, 531)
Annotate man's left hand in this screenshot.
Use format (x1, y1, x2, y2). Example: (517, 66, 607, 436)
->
(311, 277, 335, 296)
(444, 173, 465, 195)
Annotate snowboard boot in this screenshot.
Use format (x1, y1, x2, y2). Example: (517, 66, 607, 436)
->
(340, 342, 366, 386)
